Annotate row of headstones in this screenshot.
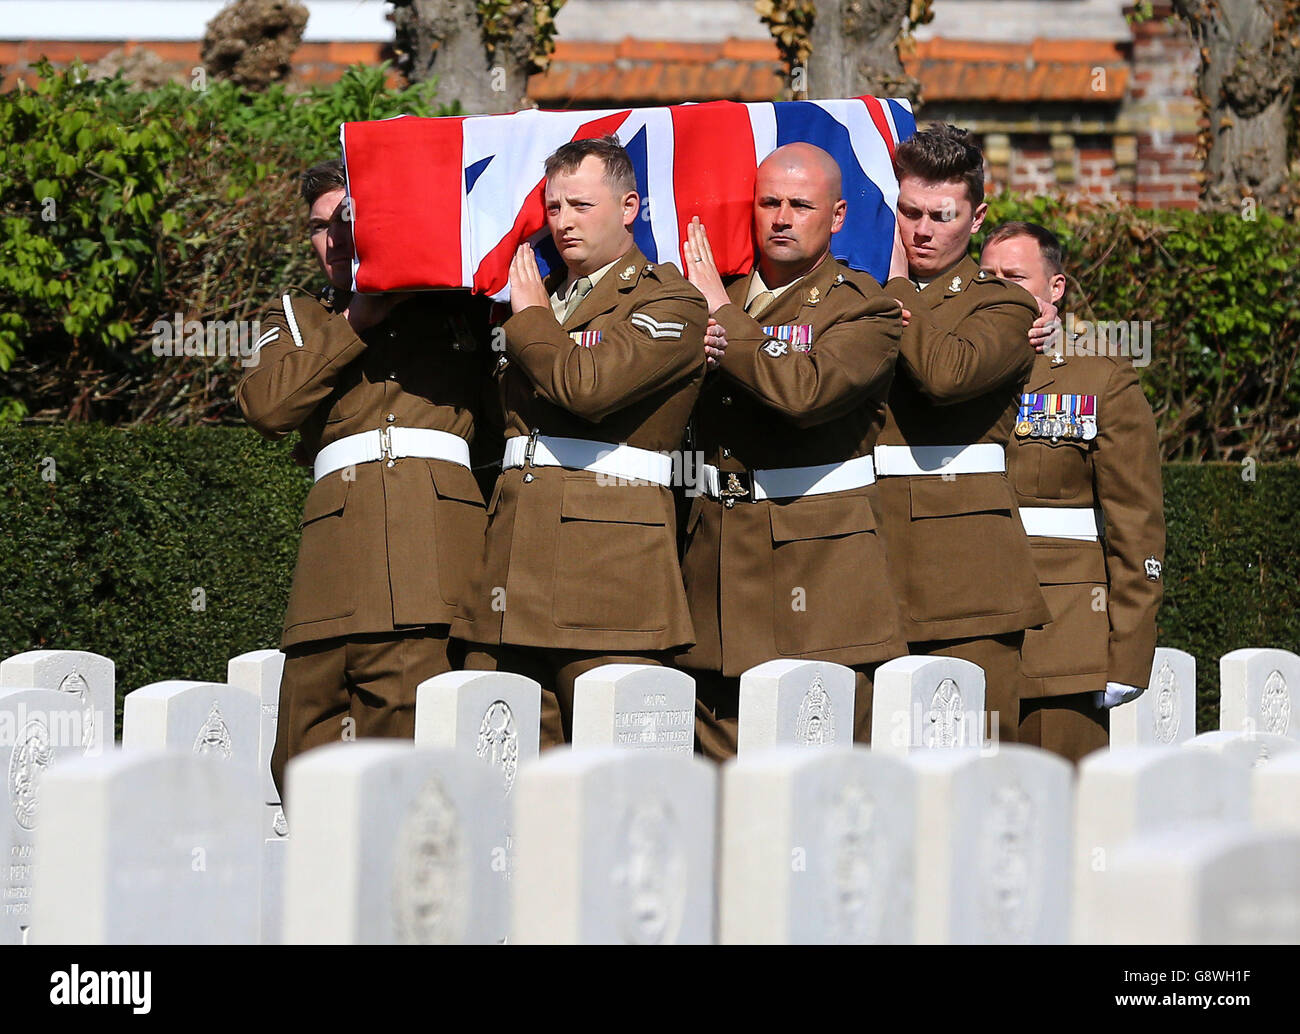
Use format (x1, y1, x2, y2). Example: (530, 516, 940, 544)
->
(24, 739, 1300, 944)
(0, 644, 1297, 943)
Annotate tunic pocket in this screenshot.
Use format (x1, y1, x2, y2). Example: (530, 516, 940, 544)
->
(286, 475, 356, 625)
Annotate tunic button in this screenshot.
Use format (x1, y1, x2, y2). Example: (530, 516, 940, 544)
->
(523, 473, 534, 483)
(389, 372, 397, 380)
(386, 413, 396, 423)
(386, 459, 395, 468)
(721, 395, 732, 406)
(721, 447, 731, 458)
(387, 329, 397, 339)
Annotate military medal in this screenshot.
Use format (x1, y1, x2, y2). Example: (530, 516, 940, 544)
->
(1079, 395, 1098, 440)
(761, 324, 814, 352)
(1015, 393, 1037, 438)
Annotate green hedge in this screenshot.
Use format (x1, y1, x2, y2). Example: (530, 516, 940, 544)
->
(1, 428, 1296, 737)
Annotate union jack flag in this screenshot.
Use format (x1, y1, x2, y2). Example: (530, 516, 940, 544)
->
(339, 97, 915, 299)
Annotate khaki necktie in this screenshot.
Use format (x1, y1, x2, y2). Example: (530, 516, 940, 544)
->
(560, 276, 593, 322)
(746, 290, 776, 319)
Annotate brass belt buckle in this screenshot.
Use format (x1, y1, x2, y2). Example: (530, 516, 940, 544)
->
(524, 428, 541, 468)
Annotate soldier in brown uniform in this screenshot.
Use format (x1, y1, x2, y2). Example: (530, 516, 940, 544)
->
(981, 222, 1165, 761)
(676, 143, 907, 758)
(875, 124, 1054, 744)
(453, 137, 707, 746)
(238, 160, 492, 798)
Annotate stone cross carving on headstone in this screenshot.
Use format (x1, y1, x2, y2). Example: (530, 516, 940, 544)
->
(720, 745, 914, 943)
(0, 687, 87, 944)
(0, 650, 114, 754)
(281, 742, 507, 945)
(32, 749, 261, 944)
(1110, 647, 1196, 747)
(909, 744, 1073, 944)
(571, 665, 695, 754)
(870, 656, 987, 755)
(1072, 746, 1248, 943)
(511, 748, 716, 944)
(736, 660, 856, 754)
(1220, 648, 1300, 739)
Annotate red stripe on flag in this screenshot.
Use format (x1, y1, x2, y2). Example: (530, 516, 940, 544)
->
(343, 116, 464, 292)
(669, 101, 756, 277)
(859, 96, 897, 160)
(473, 110, 632, 295)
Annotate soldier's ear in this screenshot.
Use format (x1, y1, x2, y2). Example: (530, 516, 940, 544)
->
(830, 198, 847, 234)
(621, 191, 641, 229)
(970, 201, 989, 234)
(1049, 272, 1067, 305)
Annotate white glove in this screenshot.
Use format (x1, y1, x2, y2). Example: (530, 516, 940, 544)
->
(1095, 682, 1146, 709)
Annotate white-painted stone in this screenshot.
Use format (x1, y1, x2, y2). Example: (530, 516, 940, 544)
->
(570, 665, 694, 754)
(282, 742, 507, 944)
(1110, 647, 1197, 747)
(0, 687, 87, 944)
(1251, 753, 1300, 832)
(1095, 825, 1300, 943)
(0, 649, 113, 753)
(870, 656, 986, 755)
(736, 659, 855, 754)
(1220, 648, 1300, 738)
(1072, 746, 1248, 943)
(122, 680, 260, 769)
(719, 745, 913, 943)
(511, 748, 716, 943)
(1185, 729, 1300, 768)
(910, 744, 1073, 943)
(32, 750, 260, 943)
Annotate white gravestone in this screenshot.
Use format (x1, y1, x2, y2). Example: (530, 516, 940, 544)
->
(910, 744, 1073, 944)
(414, 670, 542, 796)
(1071, 747, 1248, 944)
(1109, 647, 1197, 747)
(871, 656, 987, 756)
(0, 649, 113, 753)
(282, 742, 507, 944)
(511, 748, 716, 944)
(1185, 729, 1300, 768)
(0, 687, 87, 944)
(571, 665, 694, 754)
(736, 660, 856, 754)
(32, 750, 261, 944)
(1095, 826, 1300, 944)
(122, 680, 260, 769)
(719, 746, 914, 944)
(226, 650, 288, 946)
(1252, 753, 1300, 832)
(1220, 648, 1300, 739)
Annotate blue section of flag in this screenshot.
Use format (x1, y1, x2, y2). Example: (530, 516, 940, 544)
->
(886, 100, 916, 143)
(464, 155, 493, 194)
(772, 102, 892, 283)
(624, 124, 658, 262)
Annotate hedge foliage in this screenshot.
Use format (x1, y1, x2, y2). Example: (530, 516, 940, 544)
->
(1, 428, 1296, 738)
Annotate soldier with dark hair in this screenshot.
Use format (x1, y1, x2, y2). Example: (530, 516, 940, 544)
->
(239, 159, 493, 800)
(453, 135, 708, 746)
(982, 220, 1165, 762)
(873, 122, 1054, 745)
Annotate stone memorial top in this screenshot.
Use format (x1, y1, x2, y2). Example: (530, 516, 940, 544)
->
(1110, 647, 1196, 747)
(0, 649, 113, 753)
(1185, 729, 1300, 768)
(226, 650, 285, 806)
(871, 656, 987, 755)
(122, 680, 260, 770)
(1252, 753, 1300, 832)
(571, 665, 694, 754)
(1220, 648, 1299, 739)
(736, 660, 855, 754)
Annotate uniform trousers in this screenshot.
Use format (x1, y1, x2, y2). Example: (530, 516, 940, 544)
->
(464, 644, 674, 748)
(1019, 690, 1109, 763)
(690, 664, 880, 761)
(271, 627, 459, 802)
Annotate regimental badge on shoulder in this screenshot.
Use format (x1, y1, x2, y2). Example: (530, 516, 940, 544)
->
(948, 275, 963, 292)
(569, 330, 602, 348)
(762, 340, 789, 358)
(1145, 556, 1163, 581)
(833, 273, 845, 285)
(761, 324, 814, 352)
(619, 265, 636, 281)
(806, 287, 820, 306)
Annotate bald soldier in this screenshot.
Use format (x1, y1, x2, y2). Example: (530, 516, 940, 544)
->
(678, 143, 906, 757)
(453, 136, 708, 745)
(874, 124, 1054, 745)
(982, 221, 1165, 761)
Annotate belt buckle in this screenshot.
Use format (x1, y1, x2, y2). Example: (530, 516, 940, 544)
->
(523, 428, 540, 468)
(718, 470, 753, 508)
(380, 426, 396, 466)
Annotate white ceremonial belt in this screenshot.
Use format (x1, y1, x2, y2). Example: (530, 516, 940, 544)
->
(1019, 506, 1100, 541)
(314, 427, 471, 482)
(873, 443, 1006, 476)
(700, 454, 876, 501)
(502, 435, 674, 488)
